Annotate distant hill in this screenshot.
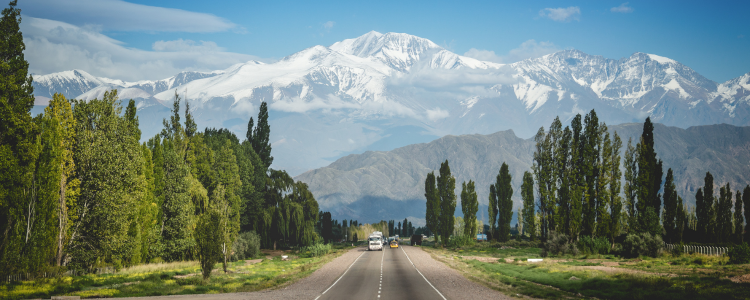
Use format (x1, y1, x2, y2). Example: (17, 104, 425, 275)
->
(295, 123, 750, 225)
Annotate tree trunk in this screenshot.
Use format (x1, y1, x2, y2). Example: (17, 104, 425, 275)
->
(56, 173, 67, 266)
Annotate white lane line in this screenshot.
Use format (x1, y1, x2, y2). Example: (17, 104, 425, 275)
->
(400, 246, 447, 300)
(314, 250, 366, 300)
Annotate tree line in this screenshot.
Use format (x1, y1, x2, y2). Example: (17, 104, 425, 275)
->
(424, 108, 749, 247)
(0, 2, 326, 278)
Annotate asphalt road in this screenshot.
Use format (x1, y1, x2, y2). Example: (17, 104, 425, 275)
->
(315, 243, 445, 300)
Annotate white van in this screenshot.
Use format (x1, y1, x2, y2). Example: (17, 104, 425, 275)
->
(368, 232, 383, 251)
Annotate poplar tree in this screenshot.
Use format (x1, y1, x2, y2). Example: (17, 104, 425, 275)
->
(532, 127, 551, 240)
(460, 180, 478, 237)
(0, 0, 42, 276)
(734, 190, 743, 243)
(607, 132, 623, 245)
(662, 168, 678, 243)
(521, 171, 536, 241)
(596, 125, 611, 239)
(636, 117, 663, 234)
(623, 138, 638, 233)
(676, 197, 686, 243)
(744, 185, 750, 242)
(251, 102, 273, 169)
(581, 110, 600, 237)
(555, 126, 571, 238)
(568, 114, 585, 241)
(717, 184, 732, 243)
(697, 172, 714, 241)
(488, 185, 497, 241)
(494, 162, 513, 242)
(424, 172, 440, 239)
(437, 160, 456, 245)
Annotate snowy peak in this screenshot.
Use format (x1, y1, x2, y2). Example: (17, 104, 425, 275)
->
(330, 31, 442, 71)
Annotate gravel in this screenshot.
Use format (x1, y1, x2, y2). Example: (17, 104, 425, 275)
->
(401, 245, 514, 300)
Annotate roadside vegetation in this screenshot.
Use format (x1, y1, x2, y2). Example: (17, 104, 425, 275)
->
(422, 240, 750, 300)
(0, 243, 355, 300)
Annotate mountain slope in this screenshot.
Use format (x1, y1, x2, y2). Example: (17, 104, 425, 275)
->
(31, 31, 750, 176)
(295, 123, 750, 225)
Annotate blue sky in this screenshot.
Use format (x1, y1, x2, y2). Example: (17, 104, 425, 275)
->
(19, 0, 750, 82)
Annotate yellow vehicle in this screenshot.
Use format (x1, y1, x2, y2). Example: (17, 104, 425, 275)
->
(390, 240, 398, 248)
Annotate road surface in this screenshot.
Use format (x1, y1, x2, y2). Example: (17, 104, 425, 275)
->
(315, 243, 445, 300)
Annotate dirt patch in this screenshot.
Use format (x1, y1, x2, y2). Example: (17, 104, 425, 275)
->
(245, 259, 262, 265)
(460, 256, 502, 263)
(569, 266, 676, 277)
(727, 274, 750, 283)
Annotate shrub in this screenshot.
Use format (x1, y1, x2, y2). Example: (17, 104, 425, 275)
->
(577, 235, 610, 255)
(620, 233, 663, 258)
(232, 231, 261, 261)
(671, 242, 685, 256)
(541, 231, 578, 257)
(448, 235, 475, 248)
(195, 210, 222, 280)
(302, 242, 331, 257)
(728, 243, 750, 264)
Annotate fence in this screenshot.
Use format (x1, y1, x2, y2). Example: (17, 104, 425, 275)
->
(664, 243, 728, 256)
(5, 267, 117, 283)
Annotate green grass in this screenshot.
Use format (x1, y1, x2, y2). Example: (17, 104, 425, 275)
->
(0, 248, 348, 300)
(468, 260, 750, 300)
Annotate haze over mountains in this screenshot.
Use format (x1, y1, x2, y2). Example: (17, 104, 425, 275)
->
(32, 31, 750, 176)
(296, 123, 750, 225)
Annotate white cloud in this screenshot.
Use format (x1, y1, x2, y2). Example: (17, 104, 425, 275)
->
(23, 17, 264, 81)
(323, 21, 335, 29)
(152, 39, 223, 52)
(20, 0, 239, 33)
(463, 40, 561, 64)
(425, 108, 449, 121)
(611, 2, 634, 13)
(539, 7, 581, 22)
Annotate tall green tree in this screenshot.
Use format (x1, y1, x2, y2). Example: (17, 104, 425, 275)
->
(488, 185, 497, 241)
(623, 138, 638, 234)
(160, 140, 193, 261)
(568, 114, 585, 241)
(697, 172, 714, 241)
(606, 132, 623, 246)
(0, 0, 42, 276)
(250, 102, 273, 169)
(437, 160, 456, 245)
(424, 172, 440, 239)
(636, 117, 663, 234)
(676, 196, 686, 243)
(734, 190, 743, 243)
(717, 183, 733, 243)
(69, 91, 145, 268)
(581, 110, 600, 237)
(460, 180, 478, 237)
(662, 168, 678, 243)
(494, 162, 513, 242)
(554, 126, 571, 239)
(596, 124, 611, 239)
(521, 171, 536, 241)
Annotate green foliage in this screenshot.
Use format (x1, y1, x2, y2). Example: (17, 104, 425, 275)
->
(576, 236, 610, 255)
(437, 160, 456, 245)
(425, 172, 440, 238)
(541, 231, 577, 257)
(697, 173, 714, 241)
(302, 242, 332, 257)
(623, 137, 638, 234)
(447, 235, 475, 248)
(671, 242, 684, 256)
(493, 162, 513, 242)
(160, 141, 194, 262)
(621, 233, 663, 258)
(662, 168, 678, 243)
(744, 185, 750, 242)
(69, 91, 146, 269)
(727, 242, 750, 264)
(460, 180, 478, 237)
(521, 171, 536, 240)
(636, 117, 663, 225)
(195, 209, 222, 280)
(232, 231, 261, 261)
(250, 102, 273, 169)
(734, 190, 743, 243)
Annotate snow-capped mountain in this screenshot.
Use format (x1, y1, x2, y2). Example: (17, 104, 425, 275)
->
(32, 31, 750, 176)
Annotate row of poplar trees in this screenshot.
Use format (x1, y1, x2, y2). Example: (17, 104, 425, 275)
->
(522, 109, 749, 246)
(695, 172, 749, 244)
(425, 160, 481, 244)
(0, 2, 319, 278)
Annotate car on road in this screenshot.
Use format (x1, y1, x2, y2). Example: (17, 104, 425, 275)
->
(390, 240, 399, 248)
(368, 232, 383, 251)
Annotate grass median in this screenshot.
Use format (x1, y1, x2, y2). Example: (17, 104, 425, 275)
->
(0, 244, 355, 300)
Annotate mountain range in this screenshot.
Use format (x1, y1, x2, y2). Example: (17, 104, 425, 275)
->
(31, 31, 750, 176)
(296, 123, 750, 226)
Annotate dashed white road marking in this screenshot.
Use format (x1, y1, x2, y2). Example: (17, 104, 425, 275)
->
(314, 250, 366, 300)
(400, 246, 447, 300)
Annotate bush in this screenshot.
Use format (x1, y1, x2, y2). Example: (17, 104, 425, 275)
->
(232, 231, 261, 261)
(447, 235, 475, 248)
(671, 242, 684, 256)
(620, 233, 662, 258)
(728, 243, 750, 264)
(302, 242, 331, 257)
(577, 236, 610, 255)
(541, 231, 578, 257)
(195, 210, 222, 280)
